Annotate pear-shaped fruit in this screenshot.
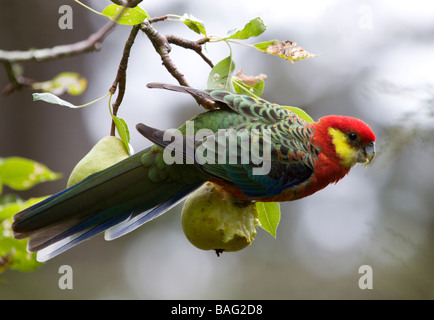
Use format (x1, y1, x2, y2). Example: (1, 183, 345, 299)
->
(67, 136, 129, 188)
(181, 182, 259, 255)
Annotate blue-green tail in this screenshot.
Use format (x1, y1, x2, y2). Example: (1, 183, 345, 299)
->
(12, 149, 202, 262)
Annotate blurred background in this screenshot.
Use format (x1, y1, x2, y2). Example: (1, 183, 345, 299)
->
(1, 0, 433, 299)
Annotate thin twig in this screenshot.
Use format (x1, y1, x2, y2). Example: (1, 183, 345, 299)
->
(139, 20, 216, 110)
(111, 0, 128, 5)
(166, 35, 213, 68)
(140, 20, 189, 86)
(0, 0, 143, 95)
(111, 0, 142, 7)
(110, 25, 140, 136)
(0, 22, 115, 65)
(0, 21, 115, 95)
(1, 61, 35, 95)
(148, 15, 170, 23)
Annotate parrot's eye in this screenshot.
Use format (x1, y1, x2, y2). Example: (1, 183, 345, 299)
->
(347, 132, 358, 141)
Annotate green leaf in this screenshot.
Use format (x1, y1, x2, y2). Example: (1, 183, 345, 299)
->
(0, 196, 46, 273)
(282, 106, 315, 123)
(179, 13, 206, 35)
(0, 199, 23, 220)
(33, 92, 79, 108)
(0, 157, 61, 191)
(207, 56, 235, 91)
(101, 4, 149, 25)
(253, 40, 277, 51)
(254, 40, 316, 63)
(33, 92, 110, 109)
(108, 93, 131, 154)
(225, 17, 266, 40)
(233, 78, 265, 97)
(0, 194, 20, 206)
(232, 71, 267, 98)
(32, 72, 87, 96)
(7, 247, 41, 272)
(256, 202, 280, 238)
(54, 72, 87, 96)
(112, 115, 131, 154)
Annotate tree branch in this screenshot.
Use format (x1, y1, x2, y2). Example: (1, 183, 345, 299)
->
(0, 20, 116, 95)
(166, 35, 213, 68)
(1, 0, 143, 95)
(139, 20, 216, 110)
(1, 0, 217, 112)
(0, 23, 113, 65)
(110, 25, 140, 136)
(140, 20, 189, 86)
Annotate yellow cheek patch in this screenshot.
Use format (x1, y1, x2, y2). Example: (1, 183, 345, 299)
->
(328, 128, 357, 167)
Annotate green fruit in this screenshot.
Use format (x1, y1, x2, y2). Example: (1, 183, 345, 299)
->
(66, 136, 129, 188)
(181, 182, 259, 255)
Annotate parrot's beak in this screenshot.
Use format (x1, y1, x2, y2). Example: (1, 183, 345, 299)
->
(363, 142, 375, 167)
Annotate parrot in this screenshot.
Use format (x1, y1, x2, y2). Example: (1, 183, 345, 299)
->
(12, 83, 376, 261)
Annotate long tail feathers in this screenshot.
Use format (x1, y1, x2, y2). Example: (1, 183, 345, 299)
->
(11, 83, 218, 262)
(12, 150, 201, 262)
(35, 184, 200, 262)
(35, 210, 132, 262)
(104, 184, 200, 241)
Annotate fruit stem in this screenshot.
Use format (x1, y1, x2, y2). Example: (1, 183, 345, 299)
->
(215, 249, 224, 257)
